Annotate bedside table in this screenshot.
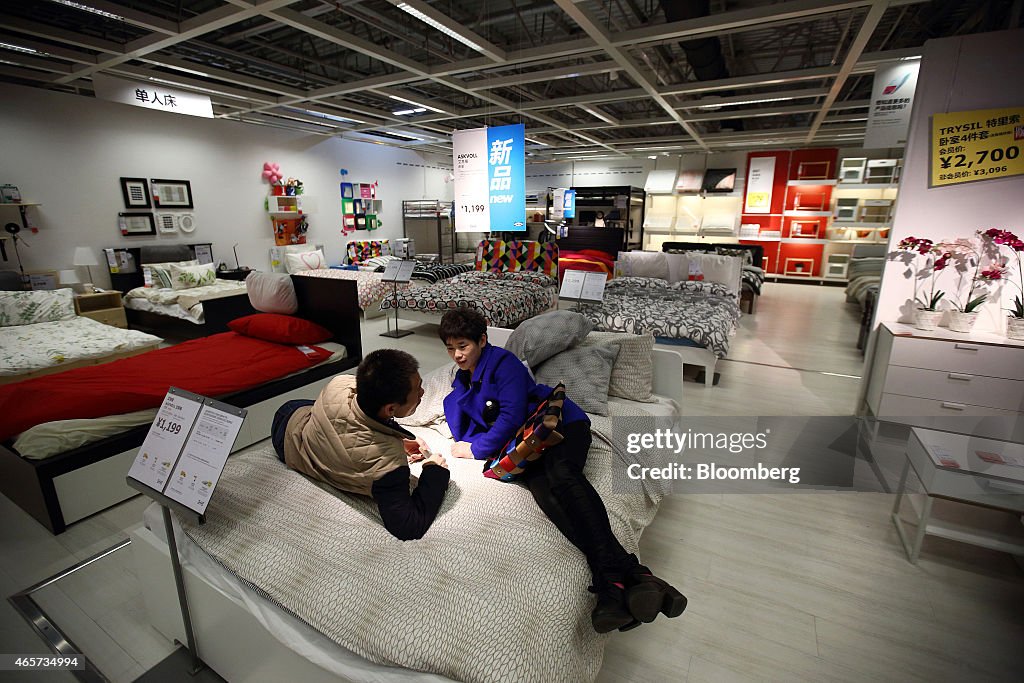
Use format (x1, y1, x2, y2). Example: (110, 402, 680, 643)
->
(74, 289, 127, 328)
(216, 268, 254, 281)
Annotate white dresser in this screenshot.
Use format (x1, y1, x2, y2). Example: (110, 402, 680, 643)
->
(864, 323, 1024, 442)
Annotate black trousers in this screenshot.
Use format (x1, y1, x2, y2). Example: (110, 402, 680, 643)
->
(271, 399, 315, 462)
(520, 420, 637, 585)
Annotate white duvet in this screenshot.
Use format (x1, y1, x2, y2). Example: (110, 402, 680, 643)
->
(0, 317, 161, 377)
(124, 279, 247, 322)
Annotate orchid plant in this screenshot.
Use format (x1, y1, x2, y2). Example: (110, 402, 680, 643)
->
(978, 228, 1024, 319)
(889, 236, 951, 311)
(935, 236, 995, 314)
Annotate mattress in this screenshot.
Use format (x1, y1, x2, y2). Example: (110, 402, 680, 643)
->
(380, 271, 558, 328)
(12, 343, 348, 460)
(143, 392, 674, 683)
(0, 317, 161, 377)
(577, 278, 741, 358)
(297, 269, 410, 311)
(124, 279, 248, 323)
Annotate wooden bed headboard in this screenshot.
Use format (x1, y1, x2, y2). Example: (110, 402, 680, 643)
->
(106, 243, 215, 293)
(290, 275, 362, 360)
(475, 239, 559, 278)
(556, 227, 625, 259)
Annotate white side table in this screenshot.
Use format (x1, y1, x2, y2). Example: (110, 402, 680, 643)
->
(892, 427, 1024, 563)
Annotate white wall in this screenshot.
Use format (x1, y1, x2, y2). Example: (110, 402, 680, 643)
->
(0, 84, 452, 288)
(875, 29, 1024, 333)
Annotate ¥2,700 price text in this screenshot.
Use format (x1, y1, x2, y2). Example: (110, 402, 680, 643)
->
(155, 417, 183, 435)
(460, 204, 486, 214)
(939, 145, 1019, 170)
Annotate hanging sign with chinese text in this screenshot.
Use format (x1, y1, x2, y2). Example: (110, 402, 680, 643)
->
(743, 156, 775, 214)
(864, 60, 919, 148)
(452, 124, 526, 232)
(930, 107, 1024, 187)
(93, 74, 213, 119)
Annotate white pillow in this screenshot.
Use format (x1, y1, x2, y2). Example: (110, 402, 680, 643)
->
(621, 251, 669, 280)
(0, 288, 76, 327)
(696, 254, 741, 295)
(285, 250, 326, 273)
(147, 259, 199, 289)
(285, 243, 322, 253)
(664, 252, 687, 284)
(246, 272, 298, 314)
(168, 262, 217, 290)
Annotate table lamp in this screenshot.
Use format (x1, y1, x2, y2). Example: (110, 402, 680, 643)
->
(58, 269, 87, 294)
(73, 247, 99, 291)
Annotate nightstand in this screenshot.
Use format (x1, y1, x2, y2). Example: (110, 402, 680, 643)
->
(216, 268, 254, 281)
(74, 289, 127, 328)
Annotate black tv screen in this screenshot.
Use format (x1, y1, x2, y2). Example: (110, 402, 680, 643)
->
(702, 168, 737, 193)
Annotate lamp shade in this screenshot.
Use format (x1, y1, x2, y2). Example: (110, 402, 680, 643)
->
(73, 247, 99, 267)
(58, 269, 80, 285)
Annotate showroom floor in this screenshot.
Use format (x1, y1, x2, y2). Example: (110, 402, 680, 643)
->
(1, 282, 1022, 682)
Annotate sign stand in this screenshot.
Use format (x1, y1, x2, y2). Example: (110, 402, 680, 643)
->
(380, 259, 417, 339)
(558, 269, 607, 311)
(125, 387, 246, 679)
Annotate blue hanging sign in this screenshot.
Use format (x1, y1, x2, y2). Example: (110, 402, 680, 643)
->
(452, 123, 526, 232)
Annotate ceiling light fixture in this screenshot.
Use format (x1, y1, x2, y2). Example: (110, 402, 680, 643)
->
(0, 42, 41, 55)
(392, 1, 489, 55)
(389, 94, 444, 114)
(50, 0, 125, 21)
(524, 137, 549, 146)
(580, 105, 617, 125)
(393, 107, 428, 116)
(696, 96, 795, 110)
(286, 108, 366, 124)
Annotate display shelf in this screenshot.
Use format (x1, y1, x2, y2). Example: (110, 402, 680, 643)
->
(835, 183, 900, 190)
(787, 179, 837, 187)
(783, 210, 832, 217)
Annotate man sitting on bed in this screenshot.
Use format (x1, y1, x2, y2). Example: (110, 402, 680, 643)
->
(271, 349, 450, 541)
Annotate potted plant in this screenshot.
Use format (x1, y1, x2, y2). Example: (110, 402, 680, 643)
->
(938, 237, 991, 333)
(889, 236, 950, 331)
(978, 228, 1024, 340)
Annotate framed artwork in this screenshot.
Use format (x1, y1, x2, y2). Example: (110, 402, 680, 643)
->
(119, 212, 156, 236)
(120, 177, 151, 208)
(151, 178, 194, 208)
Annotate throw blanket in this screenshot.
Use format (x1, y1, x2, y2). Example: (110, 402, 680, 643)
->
(0, 332, 331, 441)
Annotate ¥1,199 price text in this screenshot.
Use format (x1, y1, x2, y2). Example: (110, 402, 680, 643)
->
(1, 654, 85, 670)
(155, 416, 183, 435)
(460, 204, 486, 214)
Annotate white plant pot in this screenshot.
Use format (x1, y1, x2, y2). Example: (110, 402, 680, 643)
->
(947, 310, 978, 333)
(1008, 316, 1024, 341)
(913, 309, 942, 331)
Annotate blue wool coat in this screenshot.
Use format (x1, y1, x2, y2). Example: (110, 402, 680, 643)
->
(443, 344, 588, 460)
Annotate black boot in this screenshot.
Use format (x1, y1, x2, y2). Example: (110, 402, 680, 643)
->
(588, 582, 637, 633)
(624, 565, 687, 624)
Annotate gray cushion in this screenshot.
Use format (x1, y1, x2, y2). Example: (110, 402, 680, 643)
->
(580, 331, 656, 402)
(534, 343, 618, 416)
(504, 310, 593, 368)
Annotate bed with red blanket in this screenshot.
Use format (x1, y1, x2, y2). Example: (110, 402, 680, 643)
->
(0, 275, 362, 534)
(558, 248, 616, 282)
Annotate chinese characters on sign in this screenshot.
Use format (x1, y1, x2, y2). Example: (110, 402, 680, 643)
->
(92, 74, 214, 118)
(743, 156, 775, 214)
(134, 89, 179, 108)
(930, 107, 1024, 187)
(452, 124, 526, 232)
(864, 61, 919, 148)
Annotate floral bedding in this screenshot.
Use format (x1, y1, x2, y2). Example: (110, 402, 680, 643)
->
(380, 270, 557, 327)
(0, 317, 161, 377)
(124, 279, 248, 322)
(577, 277, 741, 358)
(295, 269, 410, 311)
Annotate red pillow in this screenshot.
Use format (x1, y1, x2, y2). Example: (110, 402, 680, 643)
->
(228, 313, 331, 345)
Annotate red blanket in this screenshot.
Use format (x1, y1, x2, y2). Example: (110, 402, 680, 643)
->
(0, 332, 333, 442)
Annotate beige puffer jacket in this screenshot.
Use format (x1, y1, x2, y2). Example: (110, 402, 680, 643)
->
(282, 374, 410, 496)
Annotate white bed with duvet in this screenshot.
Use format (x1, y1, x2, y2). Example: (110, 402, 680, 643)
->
(131, 327, 683, 683)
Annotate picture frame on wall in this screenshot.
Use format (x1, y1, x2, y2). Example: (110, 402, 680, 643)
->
(119, 212, 156, 236)
(151, 178, 193, 208)
(120, 177, 151, 208)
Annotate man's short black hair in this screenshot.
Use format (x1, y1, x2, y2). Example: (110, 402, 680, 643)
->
(356, 349, 419, 417)
(438, 307, 487, 344)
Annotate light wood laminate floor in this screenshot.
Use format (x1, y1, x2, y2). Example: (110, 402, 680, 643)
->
(1, 283, 1021, 682)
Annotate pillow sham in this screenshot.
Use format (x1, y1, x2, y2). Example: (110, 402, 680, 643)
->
(246, 272, 298, 314)
(147, 259, 199, 289)
(168, 262, 217, 290)
(716, 247, 754, 265)
(505, 310, 593, 368)
(620, 251, 669, 280)
(534, 343, 618, 416)
(670, 280, 736, 298)
(606, 276, 669, 290)
(285, 250, 326, 274)
(228, 313, 331, 345)
(580, 331, 656, 402)
(365, 255, 400, 270)
(0, 288, 76, 327)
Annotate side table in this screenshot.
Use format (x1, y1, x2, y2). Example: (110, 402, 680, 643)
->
(74, 289, 127, 328)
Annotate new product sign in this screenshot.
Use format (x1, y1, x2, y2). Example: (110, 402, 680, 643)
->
(863, 60, 919, 148)
(452, 124, 526, 232)
(931, 107, 1024, 187)
(744, 156, 775, 214)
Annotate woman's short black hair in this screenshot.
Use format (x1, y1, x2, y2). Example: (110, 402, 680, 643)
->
(438, 307, 487, 344)
(356, 349, 419, 417)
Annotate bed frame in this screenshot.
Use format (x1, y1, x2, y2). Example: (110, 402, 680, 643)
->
(129, 336, 683, 683)
(107, 244, 257, 339)
(556, 226, 625, 258)
(0, 276, 362, 534)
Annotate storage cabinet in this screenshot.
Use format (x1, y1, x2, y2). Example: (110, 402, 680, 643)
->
(75, 290, 127, 328)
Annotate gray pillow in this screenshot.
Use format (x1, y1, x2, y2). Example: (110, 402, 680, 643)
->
(534, 343, 618, 416)
(580, 331, 656, 402)
(504, 310, 594, 368)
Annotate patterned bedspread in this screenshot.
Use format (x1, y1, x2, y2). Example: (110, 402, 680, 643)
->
(742, 266, 765, 296)
(380, 270, 557, 327)
(124, 280, 247, 322)
(296, 269, 410, 311)
(0, 317, 161, 377)
(577, 278, 741, 358)
(409, 262, 474, 284)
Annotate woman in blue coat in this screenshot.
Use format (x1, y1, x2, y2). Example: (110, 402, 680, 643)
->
(439, 308, 686, 633)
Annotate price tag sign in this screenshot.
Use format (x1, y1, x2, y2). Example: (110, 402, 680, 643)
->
(163, 400, 245, 513)
(128, 388, 203, 491)
(931, 107, 1024, 187)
